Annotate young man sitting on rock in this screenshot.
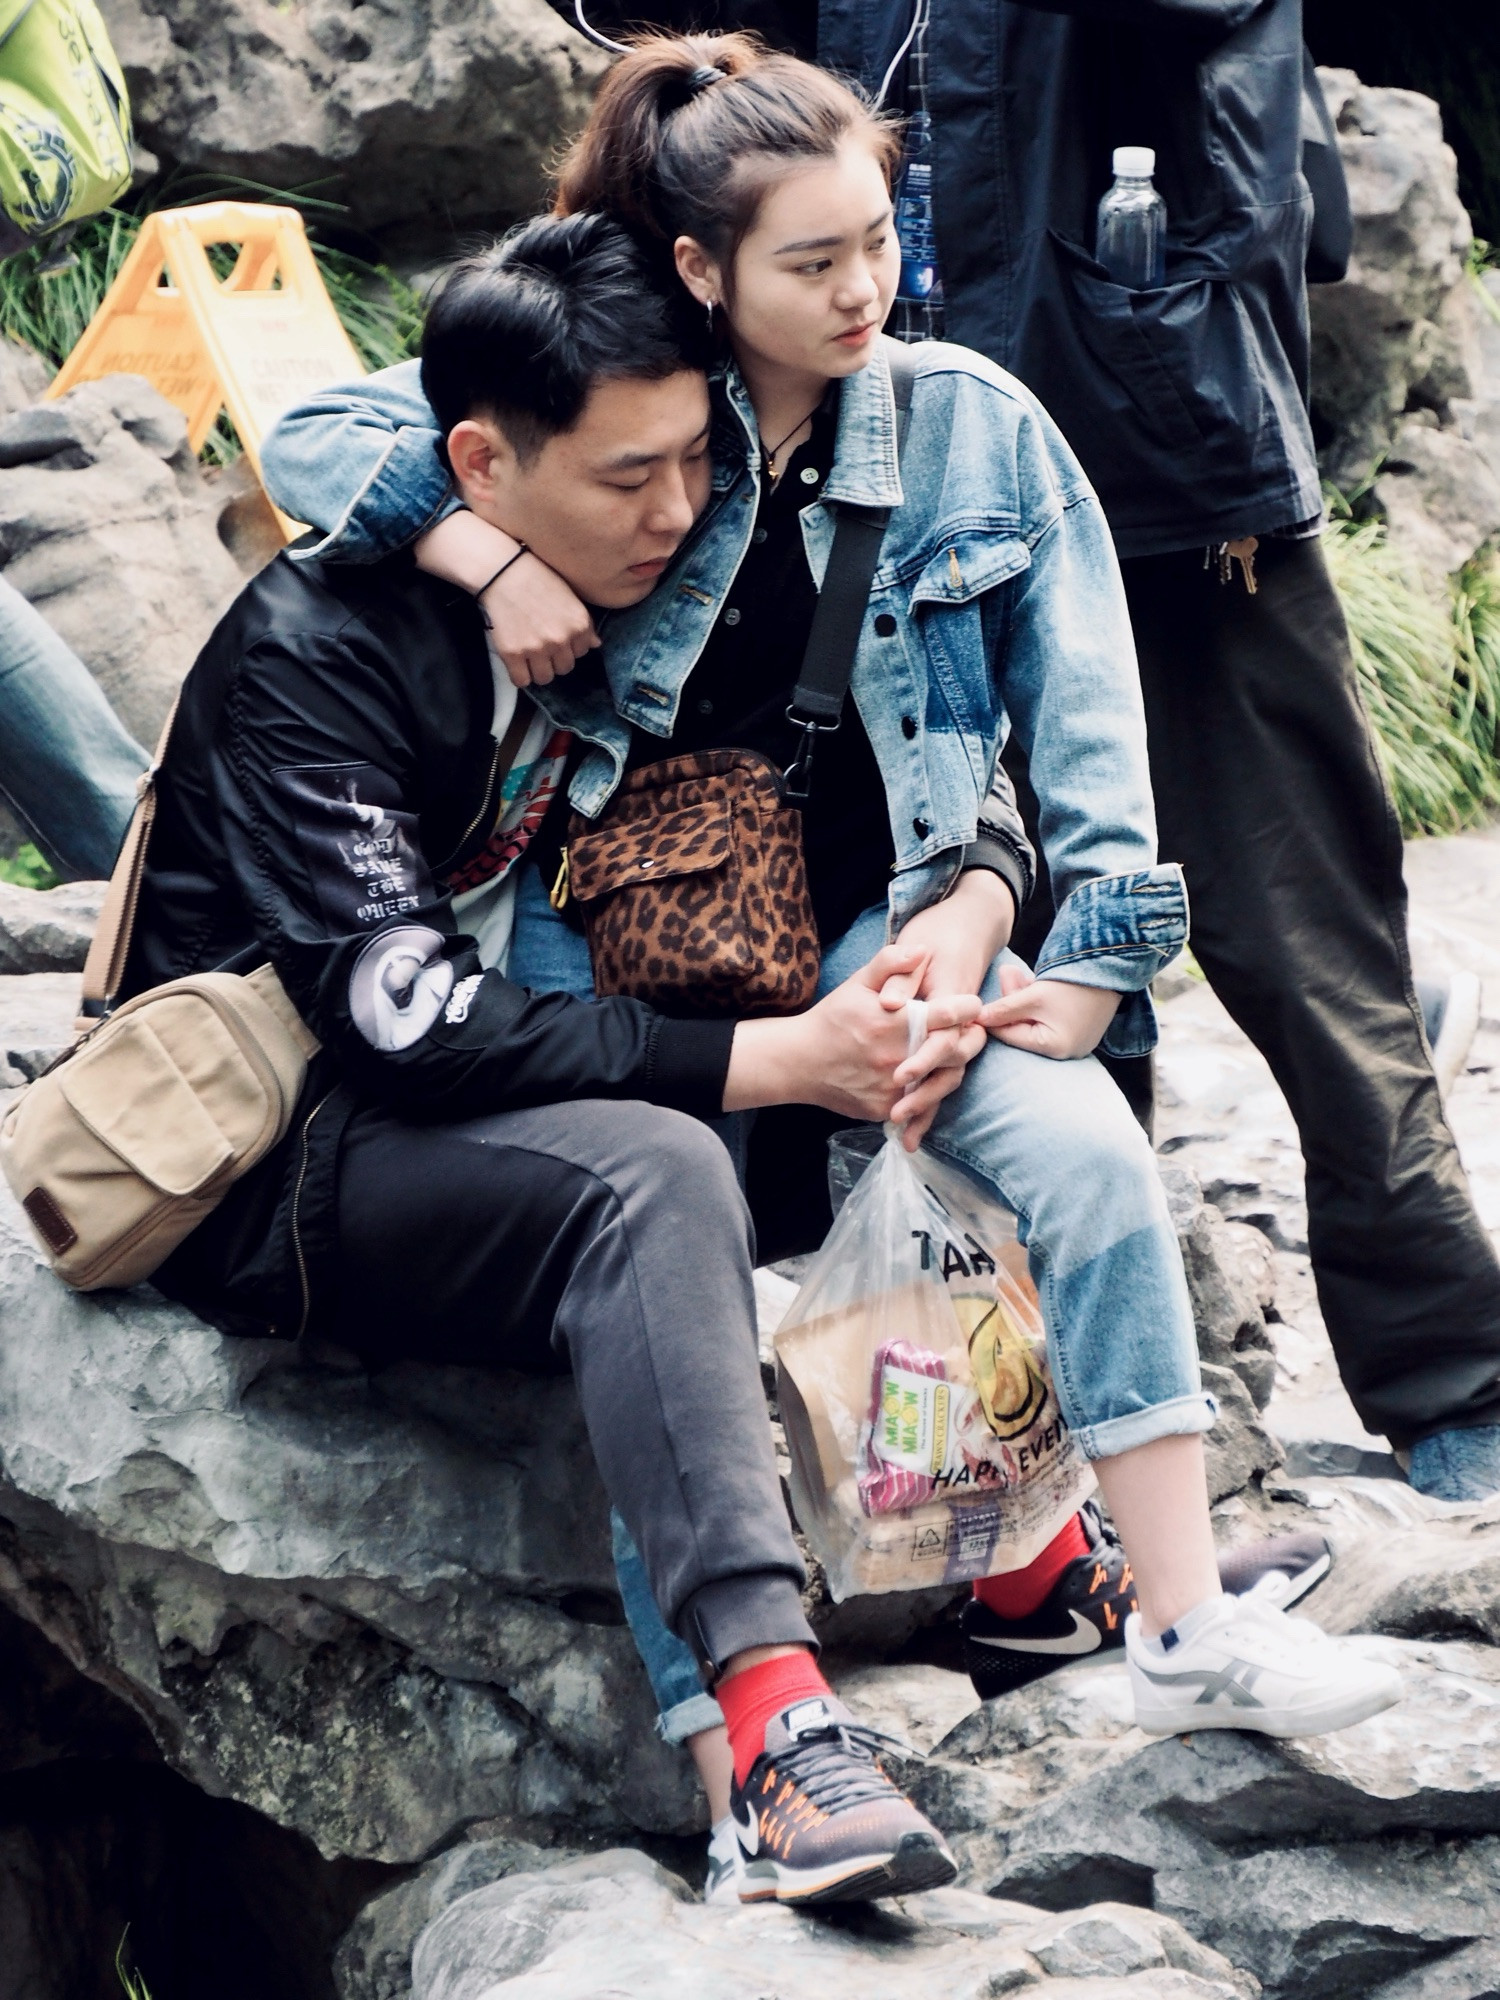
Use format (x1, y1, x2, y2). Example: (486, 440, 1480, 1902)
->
(118, 210, 988, 1909)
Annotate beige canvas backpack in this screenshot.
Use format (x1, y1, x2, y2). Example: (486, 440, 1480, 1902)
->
(0, 700, 319, 1290)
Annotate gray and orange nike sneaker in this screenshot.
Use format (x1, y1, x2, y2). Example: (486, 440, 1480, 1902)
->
(730, 1694, 956, 1906)
(962, 1502, 1333, 1701)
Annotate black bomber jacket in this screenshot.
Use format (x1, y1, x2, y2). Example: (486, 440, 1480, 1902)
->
(123, 550, 738, 1339)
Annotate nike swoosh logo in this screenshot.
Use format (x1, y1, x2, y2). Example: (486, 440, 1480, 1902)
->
(970, 1609, 1104, 1656)
(731, 1800, 760, 1857)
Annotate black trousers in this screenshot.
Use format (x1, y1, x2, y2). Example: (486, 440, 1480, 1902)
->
(333, 1096, 814, 1671)
(1014, 536, 1500, 1446)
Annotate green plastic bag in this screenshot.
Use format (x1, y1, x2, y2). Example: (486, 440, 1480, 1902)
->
(0, 0, 131, 255)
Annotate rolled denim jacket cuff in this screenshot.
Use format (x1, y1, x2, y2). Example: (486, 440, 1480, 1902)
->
(288, 431, 456, 565)
(1034, 864, 1190, 1059)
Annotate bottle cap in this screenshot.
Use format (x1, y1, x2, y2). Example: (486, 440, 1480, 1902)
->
(1113, 146, 1155, 178)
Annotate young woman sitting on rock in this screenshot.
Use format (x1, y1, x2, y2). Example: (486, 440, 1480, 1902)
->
(261, 32, 1401, 1903)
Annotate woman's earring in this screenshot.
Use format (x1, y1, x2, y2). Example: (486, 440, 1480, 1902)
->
(705, 297, 716, 332)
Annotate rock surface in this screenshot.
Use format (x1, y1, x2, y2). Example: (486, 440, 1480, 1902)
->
(98, 0, 610, 255)
(0, 1184, 704, 1863)
(0, 375, 243, 747)
(0, 880, 103, 975)
(1310, 74, 1482, 487)
(938, 1643, 1500, 1999)
(1308, 71, 1500, 580)
(408, 1850, 1257, 2000)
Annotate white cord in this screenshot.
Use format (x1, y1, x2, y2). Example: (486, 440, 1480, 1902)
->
(573, 0, 630, 55)
(875, 0, 926, 110)
(905, 996, 929, 1060)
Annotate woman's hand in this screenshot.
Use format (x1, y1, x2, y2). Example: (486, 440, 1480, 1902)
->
(414, 511, 598, 687)
(724, 944, 983, 1126)
(874, 869, 1014, 1145)
(885, 868, 1016, 1012)
(979, 963, 1121, 1059)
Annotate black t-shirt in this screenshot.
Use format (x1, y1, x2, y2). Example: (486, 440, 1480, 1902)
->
(622, 394, 895, 947)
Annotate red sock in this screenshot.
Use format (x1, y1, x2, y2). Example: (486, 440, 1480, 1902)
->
(972, 1512, 1091, 1620)
(716, 1650, 831, 1786)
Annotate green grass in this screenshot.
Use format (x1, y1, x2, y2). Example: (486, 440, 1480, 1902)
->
(1323, 495, 1500, 836)
(0, 842, 59, 890)
(0, 178, 423, 465)
(115, 1931, 151, 2000)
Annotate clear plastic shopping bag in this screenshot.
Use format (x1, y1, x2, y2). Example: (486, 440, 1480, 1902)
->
(775, 1133, 1096, 1599)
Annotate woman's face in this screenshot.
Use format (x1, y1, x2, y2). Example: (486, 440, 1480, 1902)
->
(680, 138, 900, 383)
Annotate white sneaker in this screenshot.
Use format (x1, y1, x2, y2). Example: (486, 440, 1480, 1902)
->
(1125, 1595, 1403, 1739)
(703, 1814, 744, 1905)
(1420, 972, 1482, 1100)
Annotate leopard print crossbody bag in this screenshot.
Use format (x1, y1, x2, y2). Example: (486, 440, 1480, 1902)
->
(561, 343, 916, 1019)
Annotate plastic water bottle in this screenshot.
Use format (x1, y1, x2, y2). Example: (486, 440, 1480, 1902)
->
(1095, 146, 1166, 289)
(894, 108, 940, 302)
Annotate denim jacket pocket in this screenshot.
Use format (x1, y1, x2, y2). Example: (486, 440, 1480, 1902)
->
(1034, 863, 1190, 1059)
(906, 527, 1031, 609)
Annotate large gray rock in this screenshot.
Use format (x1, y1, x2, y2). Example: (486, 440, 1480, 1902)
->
(98, 0, 610, 255)
(0, 375, 242, 747)
(0, 970, 83, 1082)
(940, 1641, 1500, 1998)
(1374, 412, 1500, 580)
(0, 1184, 701, 1865)
(0, 880, 103, 975)
(335, 1832, 573, 2000)
(408, 1850, 1257, 2000)
(1302, 1502, 1500, 1648)
(1310, 73, 1479, 492)
(1161, 1166, 1280, 1412)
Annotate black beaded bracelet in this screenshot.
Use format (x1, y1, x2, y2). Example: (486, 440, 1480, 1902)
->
(474, 544, 529, 626)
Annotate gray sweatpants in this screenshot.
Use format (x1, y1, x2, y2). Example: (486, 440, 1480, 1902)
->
(333, 1095, 814, 1672)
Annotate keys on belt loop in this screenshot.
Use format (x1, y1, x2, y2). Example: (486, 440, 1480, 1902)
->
(1206, 536, 1259, 593)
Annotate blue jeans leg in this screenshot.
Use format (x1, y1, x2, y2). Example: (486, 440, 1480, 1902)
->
(611, 1512, 726, 1743)
(822, 904, 1210, 1457)
(510, 862, 728, 1737)
(924, 950, 1212, 1459)
(0, 577, 147, 879)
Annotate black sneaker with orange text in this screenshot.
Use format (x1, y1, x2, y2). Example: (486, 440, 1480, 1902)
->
(729, 1695, 956, 1906)
(962, 1501, 1334, 1701)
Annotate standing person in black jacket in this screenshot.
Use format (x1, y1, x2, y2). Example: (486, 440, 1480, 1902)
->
(800, 0, 1500, 1506)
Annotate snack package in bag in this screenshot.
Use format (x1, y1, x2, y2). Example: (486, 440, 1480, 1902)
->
(774, 1135, 1096, 1599)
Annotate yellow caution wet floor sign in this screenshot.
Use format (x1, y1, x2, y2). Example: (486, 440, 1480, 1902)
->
(46, 201, 365, 540)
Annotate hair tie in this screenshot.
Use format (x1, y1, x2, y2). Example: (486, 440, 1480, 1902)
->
(686, 64, 724, 94)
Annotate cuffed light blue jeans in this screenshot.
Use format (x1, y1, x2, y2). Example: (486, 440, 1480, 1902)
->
(510, 863, 1210, 1742)
(0, 576, 146, 879)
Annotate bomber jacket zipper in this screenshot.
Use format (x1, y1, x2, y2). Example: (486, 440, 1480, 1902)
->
(434, 740, 502, 877)
(290, 1091, 332, 1339)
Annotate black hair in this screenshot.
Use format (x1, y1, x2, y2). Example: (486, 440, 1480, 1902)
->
(420, 211, 710, 460)
(554, 33, 900, 270)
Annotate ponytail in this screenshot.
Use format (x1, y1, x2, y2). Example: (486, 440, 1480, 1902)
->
(554, 33, 900, 266)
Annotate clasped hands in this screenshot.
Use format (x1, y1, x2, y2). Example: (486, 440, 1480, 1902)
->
(725, 870, 1122, 1146)
(871, 872, 1119, 1146)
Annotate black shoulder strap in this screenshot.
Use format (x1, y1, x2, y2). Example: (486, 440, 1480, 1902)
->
(783, 338, 918, 800)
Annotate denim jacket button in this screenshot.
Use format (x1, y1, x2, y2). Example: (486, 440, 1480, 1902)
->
(874, 613, 897, 637)
(901, 714, 917, 739)
(913, 816, 930, 838)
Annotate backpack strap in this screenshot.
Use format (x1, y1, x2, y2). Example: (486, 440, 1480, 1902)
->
(783, 338, 918, 800)
(77, 694, 179, 1028)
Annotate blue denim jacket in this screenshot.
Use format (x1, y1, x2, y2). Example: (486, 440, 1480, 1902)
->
(261, 343, 1187, 1056)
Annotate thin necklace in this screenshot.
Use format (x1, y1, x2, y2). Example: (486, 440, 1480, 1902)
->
(761, 397, 824, 482)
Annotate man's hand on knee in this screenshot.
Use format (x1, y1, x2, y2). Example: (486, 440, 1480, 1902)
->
(979, 965, 1121, 1060)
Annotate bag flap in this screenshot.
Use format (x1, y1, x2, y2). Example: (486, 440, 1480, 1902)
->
(569, 796, 734, 903)
(59, 1014, 237, 1196)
